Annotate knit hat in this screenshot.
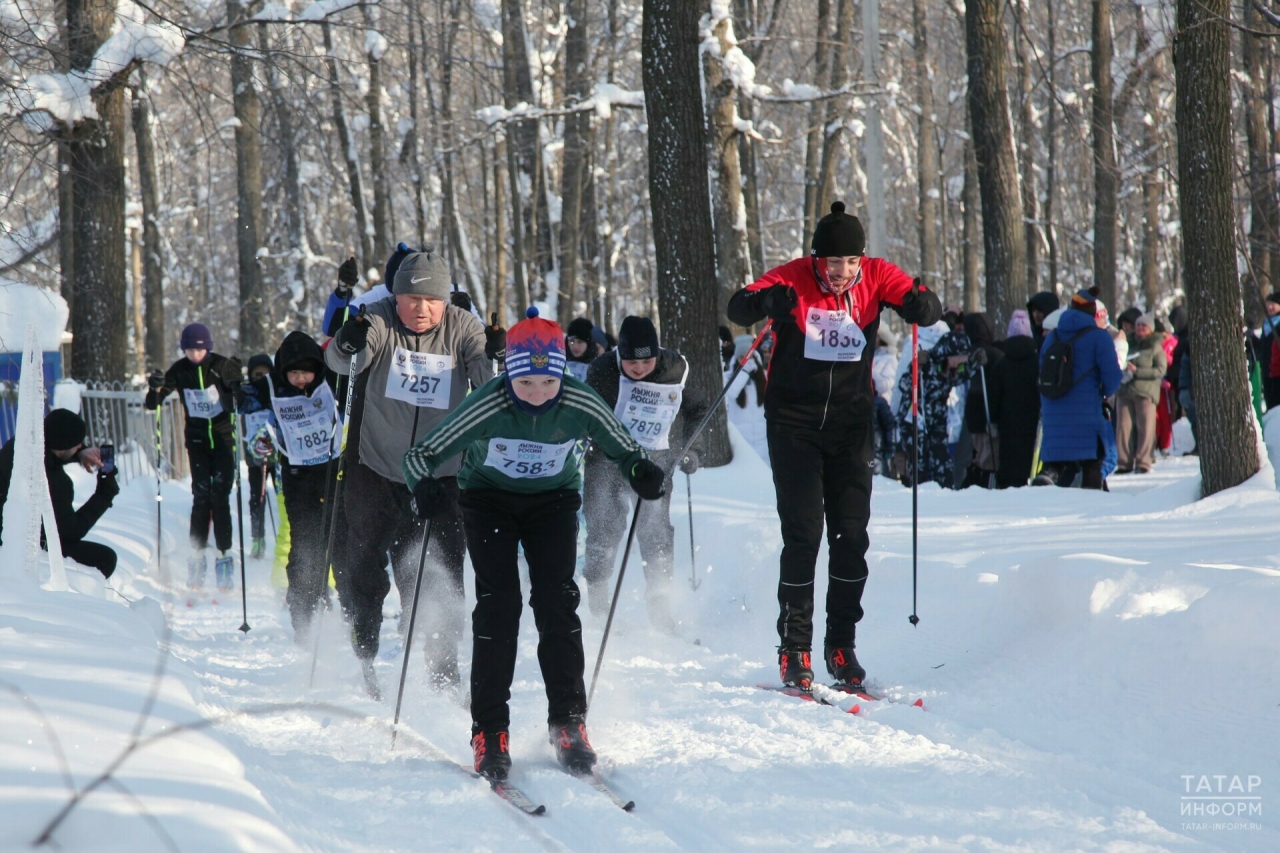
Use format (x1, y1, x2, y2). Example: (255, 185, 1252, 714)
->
(1136, 312, 1156, 330)
(1094, 298, 1110, 325)
(617, 316, 659, 360)
(1267, 292, 1280, 307)
(45, 408, 86, 452)
(247, 353, 273, 376)
(393, 248, 451, 299)
(591, 326, 609, 351)
(384, 242, 414, 293)
(1027, 291, 1060, 318)
(810, 201, 866, 258)
(505, 307, 566, 378)
(1007, 309, 1032, 338)
(180, 322, 213, 351)
(566, 317, 595, 342)
(1117, 306, 1142, 328)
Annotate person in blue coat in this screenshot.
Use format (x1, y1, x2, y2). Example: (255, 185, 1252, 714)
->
(1033, 290, 1124, 489)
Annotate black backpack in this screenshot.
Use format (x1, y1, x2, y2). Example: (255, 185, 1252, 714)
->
(1037, 327, 1090, 399)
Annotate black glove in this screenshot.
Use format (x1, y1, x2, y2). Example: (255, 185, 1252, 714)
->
(96, 468, 120, 501)
(337, 256, 359, 296)
(679, 450, 699, 475)
(970, 347, 988, 368)
(147, 369, 166, 391)
(450, 290, 474, 312)
(628, 459, 666, 500)
(758, 285, 798, 324)
(484, 313, 507, 361)
(900, 277, 943, 327)
(335, 307, 371, 356)
(410, 477, 451, 519)
(218, 357, 243, 386)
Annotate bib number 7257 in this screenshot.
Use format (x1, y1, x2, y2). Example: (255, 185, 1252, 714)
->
(400, 373, 441, 395)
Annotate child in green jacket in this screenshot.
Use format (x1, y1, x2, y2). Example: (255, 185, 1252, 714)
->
(403, 307, 665, 781)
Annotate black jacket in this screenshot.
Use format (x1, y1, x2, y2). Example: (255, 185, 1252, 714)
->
(0, 442, 117, 547)
(145, 353, 241, 450)
(584, 347, 709, 467)
(966, 334, 1041, 488)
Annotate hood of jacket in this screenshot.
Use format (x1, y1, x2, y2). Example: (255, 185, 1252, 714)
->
(274, 331, 327, 395)
(962, 312, 996, 349)
(1028, 291, 1060, 319)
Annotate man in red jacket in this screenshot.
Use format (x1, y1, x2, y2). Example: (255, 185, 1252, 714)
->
(728, 202, 941, 690)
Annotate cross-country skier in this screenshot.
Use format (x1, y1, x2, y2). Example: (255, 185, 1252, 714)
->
(324, 248, 502, 695)
(564, 317, 597, 381)
(582, 315, 707, 631)
(403, 307, 664, 780)
(726, 201, 941, 690)
(145, 323, 243, 592)
(240, 353, 275, 559)
(243, 331, 340, 642)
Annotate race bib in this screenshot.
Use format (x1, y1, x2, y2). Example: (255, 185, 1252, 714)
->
(614, 373, 684, 451)
(483, 438, 576, 479)
(565, 361, 589, 382)
(385, 347, 453, 409)
(269, 382, 338, 466)
(241, 409, 271, 444)
(183, 385, 224, 419)
(804, 309, 867, 362)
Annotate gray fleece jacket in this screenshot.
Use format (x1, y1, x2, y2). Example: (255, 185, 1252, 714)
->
(324, 297, 492, 482)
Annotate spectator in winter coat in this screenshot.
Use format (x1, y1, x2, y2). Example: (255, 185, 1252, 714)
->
(959, 312, 1003, 489)
(1034, 291, 1124, 489)
(144, 323, 243, 591)
(897, 328, 971, 489)
(719, 326, 736, 371)
(981, 314, 1041, 487)
(963, 312, 1003, 369)
(727, 200, 941, 690)
(1178, 339, 1196, 450)
(872, 327, 899, 402)
(1114, 314, 1167, 474)
(1028, 291, 1061, 350)
(1257, 293, 1280, 409)
(564, 317, 597, 381)
(725, 332, 766, 408)
(240, 353, 275, 560)
(1117, 307, 1142, 339)
(0, 409, 120, 578)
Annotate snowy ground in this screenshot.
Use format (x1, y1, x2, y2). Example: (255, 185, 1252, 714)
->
(3, 408, 1278, 852)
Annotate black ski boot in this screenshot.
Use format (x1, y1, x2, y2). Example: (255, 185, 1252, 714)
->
(824, 646, 866, 686)
(778, 648, 814, 689)
(472, 729, 512, 780)
(549, 715, 597, 775)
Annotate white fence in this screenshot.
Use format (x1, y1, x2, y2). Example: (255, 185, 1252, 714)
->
(78, 382, 189, 485)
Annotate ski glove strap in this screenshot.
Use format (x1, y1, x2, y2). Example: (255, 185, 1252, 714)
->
(628, 459, 666, 500)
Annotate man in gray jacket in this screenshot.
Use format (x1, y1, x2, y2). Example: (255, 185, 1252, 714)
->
(326, 249, 500, 695)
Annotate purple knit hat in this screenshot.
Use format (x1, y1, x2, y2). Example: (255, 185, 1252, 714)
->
(1007, 310, 1032, 338)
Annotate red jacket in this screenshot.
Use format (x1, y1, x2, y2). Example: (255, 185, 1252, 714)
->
(727, 256, 940, 429)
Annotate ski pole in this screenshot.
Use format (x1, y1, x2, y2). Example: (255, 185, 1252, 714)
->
(978, 362, 996, 489)
(391, 519, 433, 750)
(233, 412, 250, 633)
(685, 471, 699, 591)
(262, 464, 277, 538)
(586, 501, 642, 716)
(910, 324, 920, 627)
(154, 406, 163, 581)
(310, 351, 359, 688)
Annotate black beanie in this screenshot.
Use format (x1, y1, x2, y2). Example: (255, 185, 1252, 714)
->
(45, 408, 86, 452)
(810, 201, 866, 258)
(566, 317, 595, 341)
(384, 242, 414, 294)
(617, 316, 660, 360)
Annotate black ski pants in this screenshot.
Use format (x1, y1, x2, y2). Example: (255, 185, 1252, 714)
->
(460, 488, 585, 732)
(582, 455, 674, 600)
(281, 463, 337, 635)
(767, 419, 873, 653)
(340, 462, 465, 663)
(188, 441, 234, 552)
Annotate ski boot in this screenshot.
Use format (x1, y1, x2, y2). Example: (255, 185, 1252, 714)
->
(472, 729, 512, 780)
(250, 537, 266, 559)
(825, 646, 867, 687)
(779, 648, 814, 689)
(214, 551, 235, 592)
(187, 551, 208, 589)
(549, 715, 597, 775)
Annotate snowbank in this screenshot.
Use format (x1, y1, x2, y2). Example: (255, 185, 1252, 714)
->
(0, 280, 68, 353)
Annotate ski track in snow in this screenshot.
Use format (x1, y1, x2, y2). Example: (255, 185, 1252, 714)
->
(4, 417, 1278, 851)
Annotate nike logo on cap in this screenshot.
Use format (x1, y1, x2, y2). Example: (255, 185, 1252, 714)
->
(411, 276, 431, 283)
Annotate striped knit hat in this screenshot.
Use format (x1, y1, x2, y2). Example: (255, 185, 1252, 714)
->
(505, 307, 566, 379)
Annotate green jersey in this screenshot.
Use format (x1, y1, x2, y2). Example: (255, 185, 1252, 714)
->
(403, 375, 647, 493)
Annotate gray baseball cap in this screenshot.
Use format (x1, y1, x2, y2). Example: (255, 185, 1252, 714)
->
(393, 249, 451, 299)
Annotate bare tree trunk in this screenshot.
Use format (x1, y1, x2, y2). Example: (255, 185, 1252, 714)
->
(1175, 0, 1259, 495)
(505, 133, 531, 311)
(1046, 0, 1059, 296)
(131, 72, 165, 368)
(66, 0, 127, 381)
(493, 144, 509, 326)
(323, 22, 373, 275)
(404, 2, 428, 248)
(801, 0, 832, 247)
(643, 0, 730, 465)
(502, 0, 553, 288)
(57, 141, 75, 318)
(704, 8, 752, 325)
(557, 0, 590, 325)
(965, 0, 1025, 331)
(1243, 0, 1279, 316)
(912, 0, 940, 291)
(1013, 0, 1039, 294)
(962, 131, 981, 312)
(862, 0, 884, 255)
(229, 0, 266, 356)
(129, 223, 145, 377)
(1137, 8, 1161, 311)
(816, 0, 852, 209)
(1091, 0, 1118, 309)
(362, 4, 391, 263)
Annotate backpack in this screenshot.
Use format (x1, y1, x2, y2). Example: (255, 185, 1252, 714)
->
(1038, 327, 1091, 399)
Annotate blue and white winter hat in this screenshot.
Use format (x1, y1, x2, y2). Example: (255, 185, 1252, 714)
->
(505, 307, 567, 379)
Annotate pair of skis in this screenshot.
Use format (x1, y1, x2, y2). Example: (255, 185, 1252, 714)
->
(481, 767, 635, 816)
(757, 682, 925, 714)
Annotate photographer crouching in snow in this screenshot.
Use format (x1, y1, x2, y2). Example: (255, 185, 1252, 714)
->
(0, 409, 120, 578)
